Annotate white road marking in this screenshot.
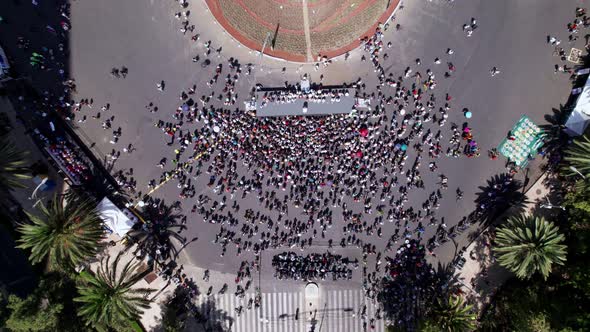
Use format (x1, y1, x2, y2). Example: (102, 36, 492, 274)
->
(302, 0, 314, 62)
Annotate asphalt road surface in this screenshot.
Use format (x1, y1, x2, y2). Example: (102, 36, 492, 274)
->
(65, 0, 574, 274)
(0, 0, 582, 328)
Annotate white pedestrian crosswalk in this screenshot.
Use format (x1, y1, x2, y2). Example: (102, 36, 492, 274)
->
(321, 288, 384, 332)
(193, 287, 385, 332)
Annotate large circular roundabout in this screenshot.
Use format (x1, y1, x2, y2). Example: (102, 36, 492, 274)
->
(206, 0, 400, 62)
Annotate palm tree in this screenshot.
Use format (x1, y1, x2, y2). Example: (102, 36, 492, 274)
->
(17, 194, 105, 271)
(75, 253, 154, 331)
(563, 134, 590, 177)
(0, 136, 30, 191)
(425, 295, 476, 332)
(562, 135, 590, 192)
(493, 215, 567, 280)
(128, 203, 185, 265)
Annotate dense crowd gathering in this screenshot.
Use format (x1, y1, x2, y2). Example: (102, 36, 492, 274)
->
(272, 252, 356, 281)
(258, 86, 351, 108)
(8, 0, 587, 330)
(378, 240, 443, 329)
(68, 1, 493, 328)
(131, 8, 497, 328)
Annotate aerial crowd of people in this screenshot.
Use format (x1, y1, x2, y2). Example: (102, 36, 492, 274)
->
(123, 3, 496, 328)
(6, 0, 587, 330)
(11, 0, 499, 329)
(272, 252, 356, 281)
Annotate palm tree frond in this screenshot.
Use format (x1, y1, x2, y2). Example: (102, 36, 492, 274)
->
(75, 252, 154, 330)
(17, 193, 105, 271)
(0, 137, 31, 190)
(493, 215, 567, 280)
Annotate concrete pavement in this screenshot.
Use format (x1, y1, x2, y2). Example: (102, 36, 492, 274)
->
(63, 1, 581, 328)
(448, 172, 559, 314)
(0, 0, 583, 330)
(66, 0, 579, 274)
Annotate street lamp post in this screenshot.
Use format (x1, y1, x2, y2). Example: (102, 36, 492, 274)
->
(28, 177, 48, 200)
(569, 166, 586, 178)
(540, 203, 566, 210)
(540, 197, 566, 211)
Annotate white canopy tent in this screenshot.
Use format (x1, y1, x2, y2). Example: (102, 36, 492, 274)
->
(564, 108, 590, 136)
(97, 197, 136, 237)
(565, 74, 590, 136)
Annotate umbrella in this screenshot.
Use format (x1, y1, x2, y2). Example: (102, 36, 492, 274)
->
(181, 103, 189, 112)
(401, 144, 408, 151)
(213, 125, 220, 133)
(359, 127, 369, 137)
(355, 150, 363, 158)
(464, 111, 472, 119)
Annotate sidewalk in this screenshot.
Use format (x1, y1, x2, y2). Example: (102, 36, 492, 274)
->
(92, 232, 238, 331)
(141, 244, 239, 330)
(90, 237, 175, 331)
(453, 172, 553, 313)
(0, 96, 65, 220)
(0, 95, 67, 296)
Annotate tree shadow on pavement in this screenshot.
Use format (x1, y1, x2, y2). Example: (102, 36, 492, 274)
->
(127, 199, 186, 267)
(188, 297, 234, 332)
(432, 261, 464, 294)
(443, 173, 530, 273)
(468, 261, 511, 304)
(378, 240, 461, 331)
(527, 192, 568, 226)
(153, 280, 237, 332)
(474, 173, 528, 225)
(151, 284, 233, 332)
(468, 227, 494, 267)
(539, 105, 570, 160)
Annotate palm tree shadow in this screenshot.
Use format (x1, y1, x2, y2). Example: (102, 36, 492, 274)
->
(433, 262, 464, 294)
(469, 261, 511, 300)
(538, 105, 570, 171)
(543, 105, 570, 127)
(127, 200, 186, 268)
(474, 173, 528, 225)
(152, 283, 236, 332)
(188, 297, 235, 332)
(378, 240, 462, 330)
(526, 192, 567, 225)
(469, 229, 493, 266)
